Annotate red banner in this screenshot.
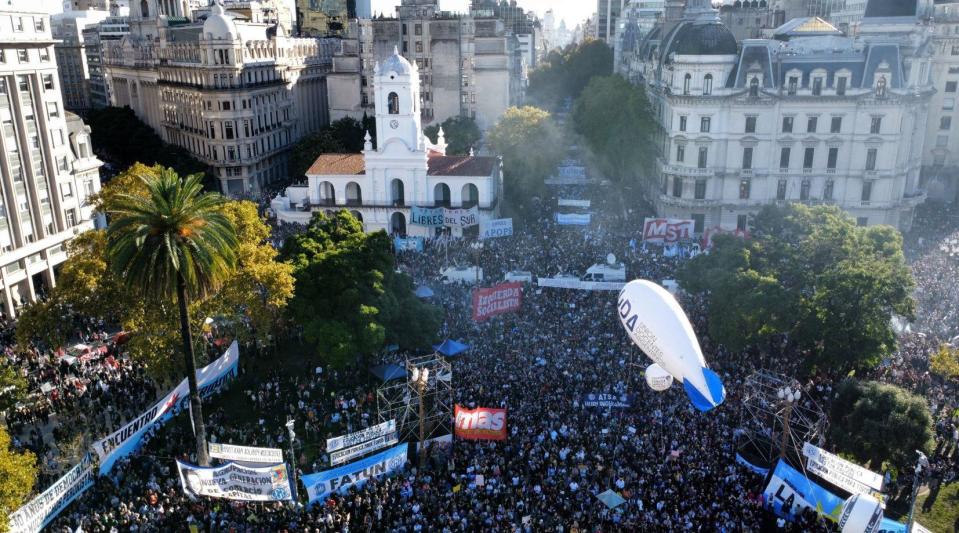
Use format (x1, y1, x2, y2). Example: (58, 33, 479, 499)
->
(642, 218, 695, 243)
(454, 405, 507, 441)
(471, 282, 523, 322)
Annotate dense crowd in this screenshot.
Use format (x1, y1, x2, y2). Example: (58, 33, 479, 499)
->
(1, 166, 954, 531)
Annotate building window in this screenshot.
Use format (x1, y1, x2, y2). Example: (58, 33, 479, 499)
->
(941, 116, 952, 130)
(414, 23, 422, 35)
(742, 147, 753, 169)
(739, 179, 751, 199)
(777, 179, 787, 200)
(870, 116, 882, 134)
(224, 122, 234, 139)
(807, 116, 818, 133)
(415, 42, 423, 54)
(836, 77, 847, 96)
(692, 214, 705, 233)
(830, 116, 842, 133)
(39, 48, 49, 62)
(827, 147, 838, 169)
(676, 144, 685, 162)
(695, 179, 706, 199)
(17, 49, 27, 63)
(745, 116, 756, 133)
(388, 92, 399, 114)
(857, 217, 868, 226)
(737, 214, 748, 231)
(800, 179, 810, 201)
(698, 147, 708, 168)
(788, 76, 798, 95)
(944, 98, 955, 111)
(876, 76, 887, 98)
(947, 81, 958, 93)
(700, 117, 711, 133)
(703, 74, 713, 95)
(673, 177, 683, 198)
(12, 16, 23, 32)
(937, 134, 949, 147)
(683, 73, 691, 95)
(42, 74, 53, 90)
(749, 76, 759, 97)
(823, 179, 834, 200)
(803, 148, 814, 169)
(812, 77, 822, 96)
(865, 148, 877, 171)
(46, 102, 58, 118)
(861, 181, 873, 202)
(679, 115, 687, 132)
(782, 116, 793, 133)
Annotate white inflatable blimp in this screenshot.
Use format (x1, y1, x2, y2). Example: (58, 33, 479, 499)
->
(838, 494, 883, 533)
(618, 280, 726, 412)
(644, 363, 673, 392)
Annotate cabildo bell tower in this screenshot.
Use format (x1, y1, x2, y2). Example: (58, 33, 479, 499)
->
(373, 47, 425, 152)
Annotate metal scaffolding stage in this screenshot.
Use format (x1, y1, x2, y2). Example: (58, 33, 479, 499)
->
(376, 353, 453, 443)
(736, 370, 827, 469)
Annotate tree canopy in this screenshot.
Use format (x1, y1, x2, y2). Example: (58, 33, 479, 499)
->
(487, 106, 564, 214)
(678, 204, 915, 373)
(281, 211, 440, 367)
(527, 40, 613, 110)
(930, 344, 959, 378)
(830, 379, 934, 470)
(290, 116, 376, 178)
(0, 427, 36, 532)
(15, 164, 294, 378)
(572, 75, 656, 185)
(424, 116, 481, 156)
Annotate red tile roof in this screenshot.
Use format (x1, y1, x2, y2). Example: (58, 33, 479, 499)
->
(427, 155, 498, 177)
(307, 154, 366, 176)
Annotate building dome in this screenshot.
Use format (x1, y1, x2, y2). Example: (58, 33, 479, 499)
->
(664, 21, 738, 57)
(381, 47, 413, 76)
(203, 1, 236, 40)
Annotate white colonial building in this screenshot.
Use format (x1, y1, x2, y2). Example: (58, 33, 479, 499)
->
(273, 49, 501, 236)
(631, 0, 932, 233)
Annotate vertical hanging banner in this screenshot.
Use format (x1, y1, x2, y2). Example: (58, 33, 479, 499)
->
(301, 443, 408, 504)
(454, 405, 507, 440)
(8, 454, 96, 533)
(472, 282, 523, 321)
(177, 460, 293, 501)
(92, 341, 240, 474)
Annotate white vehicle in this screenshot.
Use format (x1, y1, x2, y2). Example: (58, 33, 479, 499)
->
(504, 271, 534, 284)
(581, 263, 626, 282)
(440, 266, 483, 284)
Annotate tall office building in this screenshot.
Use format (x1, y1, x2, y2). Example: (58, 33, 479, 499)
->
(82, 15, 129, 109)
(52, 10, 111, 113)
(0, 2, 104, 318)
(597, 0, 626, 42)
(297, 0, 353, 37)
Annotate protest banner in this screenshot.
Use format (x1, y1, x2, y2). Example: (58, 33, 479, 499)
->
(330, 433, 399, 466)
(536, 278, 626, 291)
(92, 341, 240, 474)
(443, 206, 479, 228)
(326, 420, 397, 453)
(410, 206, 444, 227)
(302, 443, 408, 504)
(701, 225, 749, 249)
(454, 405, 507, 440)
(479, 218, 513, 240)
(558, 199, 591, 208)
(581, 393, 634, 409)
(472, 282, 523, 321)
(802, 442, 883, 495)
(177, 460, 292, 502)
(394, 236, 425, 252)
(642, 218, 695, 243)
(555, 213, 591, 226)
(208, 442, 284, 465)
(9, 454, 95, 533)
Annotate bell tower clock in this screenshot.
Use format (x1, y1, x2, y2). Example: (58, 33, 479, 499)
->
(374, 47, 425, 152)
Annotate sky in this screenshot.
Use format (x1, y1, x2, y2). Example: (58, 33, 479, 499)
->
(369, 0, 595, 28)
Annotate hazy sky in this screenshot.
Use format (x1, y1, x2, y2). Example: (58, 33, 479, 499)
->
(369, 0, 595, 27)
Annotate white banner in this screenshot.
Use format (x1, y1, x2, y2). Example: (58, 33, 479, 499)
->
(302, 443, 408, 504)
(92, 341, 240, 474)
(9, 454, 95, 533)
(479, 218, 513, 240)
(208, 442, 284, 465)
(177, 460, 293, 501)
(330, 433, 399, 466)
(443, 206, 479, 228)
(326, 419, 396, 453)
(537, 278, 625, 291)
(558, 199, 591, 208)
(802, 442, 883, 494)
(555, 213, 591, 226)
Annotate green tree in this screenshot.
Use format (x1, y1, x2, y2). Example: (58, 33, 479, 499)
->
(678, 205, 915, 373)
(0, 427, 36, 532)
(930, 344, 959, 378)
(573, 75, 656, 184)
(282, 211, 440, 366)
(106, 168, 238, 466)
(424, 116, 482, 155)
(830, 379, 934, 469)
(527, 40, 613, 109)
(487, 106, 564, 212)
(289, 116, 377, 179)
(0, 364, 26, 415)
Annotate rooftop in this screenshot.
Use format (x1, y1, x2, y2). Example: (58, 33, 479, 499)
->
(306, 152, 499, 177)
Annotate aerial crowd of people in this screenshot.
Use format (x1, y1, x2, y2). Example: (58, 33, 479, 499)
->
(1, 160, 957, 532)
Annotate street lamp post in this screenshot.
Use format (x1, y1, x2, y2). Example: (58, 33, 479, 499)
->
(470, 241, 484, 284)
(777, 386, 801, 460)
(410, 366, 430, 469)
(906, 451, 930, 533)
(285, 418, 298, 501)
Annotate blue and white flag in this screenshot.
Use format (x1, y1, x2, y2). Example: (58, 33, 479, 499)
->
(555, 213, 591, 226)
(8, 454, 96, 533)
(302, 443, 408, 504)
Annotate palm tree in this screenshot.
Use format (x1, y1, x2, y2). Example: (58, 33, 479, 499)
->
(106, 168, 237, 465)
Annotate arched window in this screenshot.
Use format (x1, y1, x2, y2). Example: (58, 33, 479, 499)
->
(345, 182, 362, 205)
(140, 0, 149, 17)
(461, 183, 479, 208)
(388, 92, 399, 114)
(683, 73, 691, 95)
(703, 74, 713, 95)
(350, 210, 363, 222)
(876, 75, 887, 98)
(318, 181, 335, 206)
(390, 179, 405, 206)
(434, 183, 451, 207)
(749, 77, 759, 97)
(390, 212, 406, 235)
